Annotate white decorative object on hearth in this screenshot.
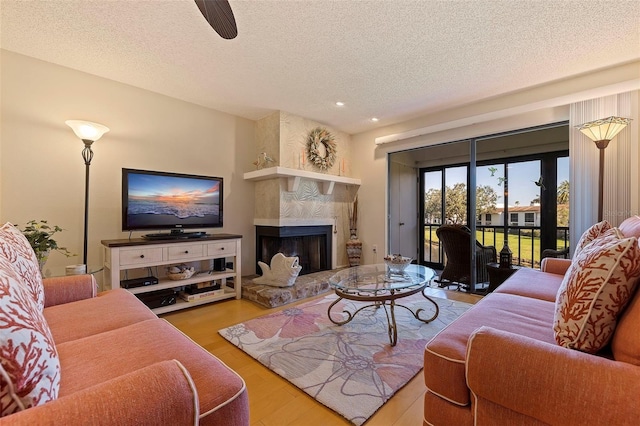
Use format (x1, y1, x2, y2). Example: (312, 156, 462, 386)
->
(253, 253, 302, 287)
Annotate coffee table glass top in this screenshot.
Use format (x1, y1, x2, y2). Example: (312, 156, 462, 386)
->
(329, 264, 435, 293)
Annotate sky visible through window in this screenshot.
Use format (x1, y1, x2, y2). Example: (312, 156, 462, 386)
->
(425, 157, 569, 208)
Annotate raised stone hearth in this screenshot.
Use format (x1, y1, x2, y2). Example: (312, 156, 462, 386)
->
(241, 268, 340, 308)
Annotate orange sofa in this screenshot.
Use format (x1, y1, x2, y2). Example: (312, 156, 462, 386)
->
(0, 275, 249, 425)
(423, 216, 640, 425)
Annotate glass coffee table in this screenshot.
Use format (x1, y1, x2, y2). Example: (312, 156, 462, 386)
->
(328, 264, 438, 346)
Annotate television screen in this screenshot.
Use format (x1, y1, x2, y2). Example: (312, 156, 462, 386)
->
(122, 168, 223, 235)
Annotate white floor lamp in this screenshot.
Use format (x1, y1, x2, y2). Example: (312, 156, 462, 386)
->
(65, 120, 110, 267)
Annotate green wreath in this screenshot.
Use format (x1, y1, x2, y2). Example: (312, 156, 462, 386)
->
(306, 127, 337, 171)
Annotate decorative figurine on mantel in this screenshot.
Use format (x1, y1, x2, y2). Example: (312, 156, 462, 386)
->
(252, 152, 276, 170)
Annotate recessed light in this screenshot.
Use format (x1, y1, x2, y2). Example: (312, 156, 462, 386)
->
(335, 101, 345, 107)
(370, 117, 379, 122)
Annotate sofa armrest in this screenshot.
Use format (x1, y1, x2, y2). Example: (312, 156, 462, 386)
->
(0, 360, 198, 426)
(43, 274, 97, 307)
(540, 257, 571, 275)
(467, 327, 640, 425)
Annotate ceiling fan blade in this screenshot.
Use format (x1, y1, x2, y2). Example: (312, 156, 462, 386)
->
(194, 0, 238, 40)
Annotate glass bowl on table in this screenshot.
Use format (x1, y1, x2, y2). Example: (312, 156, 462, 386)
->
(383, 254, 413, 276)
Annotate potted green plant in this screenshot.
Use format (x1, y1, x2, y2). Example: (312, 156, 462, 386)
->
(19, 220, 73, 271)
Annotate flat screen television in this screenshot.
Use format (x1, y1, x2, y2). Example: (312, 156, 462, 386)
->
(122, 168, 223, 238)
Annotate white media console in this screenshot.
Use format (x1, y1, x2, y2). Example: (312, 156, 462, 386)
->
(102, 234, 242, 314)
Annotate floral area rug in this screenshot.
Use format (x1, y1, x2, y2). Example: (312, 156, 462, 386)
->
(219, 293, 471, 425)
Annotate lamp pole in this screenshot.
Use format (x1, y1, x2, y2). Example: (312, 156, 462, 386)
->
(65, 120, 109, 269)
(81, 140, 95, 265)
(595, 140, 610, 222)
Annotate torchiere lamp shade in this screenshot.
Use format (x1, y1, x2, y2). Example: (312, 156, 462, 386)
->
(575, 116, 631, 222)
(65, 120, 110, 142)
(576, 116, 631, 143)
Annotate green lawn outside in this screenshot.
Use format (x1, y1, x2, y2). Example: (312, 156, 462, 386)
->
(425, 227, 569, 266)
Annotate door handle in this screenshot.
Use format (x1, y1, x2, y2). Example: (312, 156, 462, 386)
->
(399, 222, 405, 226)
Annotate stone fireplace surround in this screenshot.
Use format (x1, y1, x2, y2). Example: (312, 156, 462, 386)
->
(244, 112, 360, 270)
(241, 111, 360, 307)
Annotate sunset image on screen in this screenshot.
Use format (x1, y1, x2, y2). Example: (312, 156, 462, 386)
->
(127, 173, 220, 222)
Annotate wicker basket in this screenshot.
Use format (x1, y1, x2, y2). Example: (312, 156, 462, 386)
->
(167, 267, 195, 281)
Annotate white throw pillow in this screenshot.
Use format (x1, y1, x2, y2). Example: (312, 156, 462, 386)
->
(573, 220, 612, 258)
(0, 256, 60, 415)
(0, 223, 45, 311)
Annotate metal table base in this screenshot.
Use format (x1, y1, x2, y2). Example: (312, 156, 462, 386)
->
(327, 284, 439, 346)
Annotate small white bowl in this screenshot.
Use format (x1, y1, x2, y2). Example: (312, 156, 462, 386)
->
(384, 255, 412, 274)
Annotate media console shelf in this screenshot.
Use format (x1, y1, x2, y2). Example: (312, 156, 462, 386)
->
(243, 166, 361, 195)
(101, 234, 242, 315)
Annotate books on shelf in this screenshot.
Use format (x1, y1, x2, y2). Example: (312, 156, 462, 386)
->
(179, 288, 226, 302)
(179, 280, 225, 302)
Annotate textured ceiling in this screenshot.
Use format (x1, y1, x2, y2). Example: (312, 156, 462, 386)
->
(1, 0, 639, 134)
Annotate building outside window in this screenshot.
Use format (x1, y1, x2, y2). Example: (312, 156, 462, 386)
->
(418, 141, 569, 272)
(525, 212, 535, 225)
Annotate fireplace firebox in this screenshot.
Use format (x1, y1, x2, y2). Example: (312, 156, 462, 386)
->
(255, 225, 332, 276)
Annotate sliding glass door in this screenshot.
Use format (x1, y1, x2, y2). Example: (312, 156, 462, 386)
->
(390, 124, 569, 293)
(407, 124, 570, 294)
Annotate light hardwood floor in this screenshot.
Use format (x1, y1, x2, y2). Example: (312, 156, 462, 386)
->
(163, 286, 481, 426)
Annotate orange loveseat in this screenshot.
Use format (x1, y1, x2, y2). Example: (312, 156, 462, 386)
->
(423, 216, 640, 425)
(0, 274, 249, 425)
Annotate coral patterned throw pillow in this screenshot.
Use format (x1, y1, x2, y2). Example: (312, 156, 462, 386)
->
(553, 232, 640, 353)
(0, 257, 60, 415)
(573, 220, 612, 258)
(0, 223, 45, 311)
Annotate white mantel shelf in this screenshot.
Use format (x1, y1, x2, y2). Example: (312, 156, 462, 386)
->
(243, 166, 361, 195)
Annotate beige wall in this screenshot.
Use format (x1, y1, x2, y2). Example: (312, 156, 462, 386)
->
(350, 62, 640, 261)
(0, 50, 256, 279)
